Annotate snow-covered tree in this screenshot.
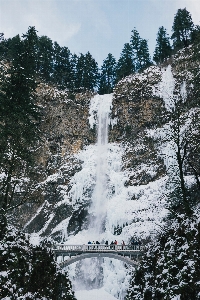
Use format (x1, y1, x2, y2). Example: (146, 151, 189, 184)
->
(0, 226, 76, 299)
(126, 213, 200, 299)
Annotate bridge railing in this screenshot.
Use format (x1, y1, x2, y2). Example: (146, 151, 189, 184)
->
(52, 244, 144, 252)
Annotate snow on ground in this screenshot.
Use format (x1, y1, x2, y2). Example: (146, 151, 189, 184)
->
(75, 288, 117, 300)
(29, 232, 40, 246)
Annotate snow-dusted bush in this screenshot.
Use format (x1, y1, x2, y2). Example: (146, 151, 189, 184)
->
(0, 226, 76, 299)
(126, 210, 200, 300)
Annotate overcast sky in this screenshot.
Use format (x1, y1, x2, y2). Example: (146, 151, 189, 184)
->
(1, 0, 200, 65)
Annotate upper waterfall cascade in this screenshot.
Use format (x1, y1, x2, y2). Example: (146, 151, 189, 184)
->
(89, 94, 113, 235)
(65, 93, 166, 245)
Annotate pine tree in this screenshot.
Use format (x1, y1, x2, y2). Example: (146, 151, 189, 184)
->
(116, 43, 134, 82)
(0, 34, 22, 62)
(130, 28, 151, 72)
(0, 26, 41, 238)
(0, 227, 76, 299)
(53, 42, 75, 90)
(74, 53, 84, 91)
(153, 26, 172, 64)
(75, 52, 99, 92)
(126, 215, 200, 299)
(21, 26, 38, 75)
(191, 25, 200, 45)
(0, 33, 7, 59)
(81, 51, 99, 91)
(37, 35, 54, 82)
(171, 8, 194, 50)
(137, 38, 152, 70)
(98, 53, 116, 94)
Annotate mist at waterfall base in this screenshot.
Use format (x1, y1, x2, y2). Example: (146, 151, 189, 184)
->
(75, 288, 117, 300)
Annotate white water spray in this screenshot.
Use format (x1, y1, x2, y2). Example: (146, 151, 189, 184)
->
(89, 94, 113, 236)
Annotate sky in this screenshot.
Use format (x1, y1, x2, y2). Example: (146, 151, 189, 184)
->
(1, 0, 200, 66)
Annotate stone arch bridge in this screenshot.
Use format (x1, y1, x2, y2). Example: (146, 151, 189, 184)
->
(52, 244, 144, 267)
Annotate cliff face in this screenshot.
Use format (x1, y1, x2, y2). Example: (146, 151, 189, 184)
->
(110, 66, 167, 187)
(37, 86, 96, 163)
(11, 87, 96, 235)
(110, 66, 166, 141)
(11, 46, 199, 242)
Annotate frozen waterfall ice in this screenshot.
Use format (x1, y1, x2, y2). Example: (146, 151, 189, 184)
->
(65, 92, 167, 299)
(88, 94, 113, 235)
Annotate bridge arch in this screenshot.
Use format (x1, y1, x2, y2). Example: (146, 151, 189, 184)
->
(59, 252, 139, 268)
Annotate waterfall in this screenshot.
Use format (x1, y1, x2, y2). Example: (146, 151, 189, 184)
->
(89, 94, 112, 236)
(66, 94, 133, 298)
(65, 92, 168, 299)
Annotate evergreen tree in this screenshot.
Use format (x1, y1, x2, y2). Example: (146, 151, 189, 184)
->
(0, 26, 41, 238)
(130, 28, 141, 71)
(21, 26, 39, 75)
(0, 33, 7, 59)
(171, 8, 194, 50)
(0, 34, 22, 61)
(126, 214, 200, 299)
(37, 35, 54, 82)
(74, 53, 84, 91)
(0, 226, 76, 299)
(138, 38, 152, 70)
(53, 42, 75, 90)
(74, 52, 99, 92)
(116, 43, 134, 82)
(83, 51, 99, 91)
(153, 26, 172, 64)
(191, 25, 200, 45)
(98, 53, 116, 94)
(130, 28, 151, 72)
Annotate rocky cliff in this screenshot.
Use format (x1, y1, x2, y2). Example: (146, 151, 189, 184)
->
(10, 45, 199, 243)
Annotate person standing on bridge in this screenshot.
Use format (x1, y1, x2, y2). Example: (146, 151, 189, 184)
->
(110, 241, 114, 249)
(96, 240, 100, 249)
(114, 240, 118, 250)
(88, 240, 91, 250)
(92, 241, 95, 250)
(122, 240, 125, 250)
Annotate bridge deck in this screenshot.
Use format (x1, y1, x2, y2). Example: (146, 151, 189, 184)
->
(52, 244, 144, 267)
(52, 244, 144, 255)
